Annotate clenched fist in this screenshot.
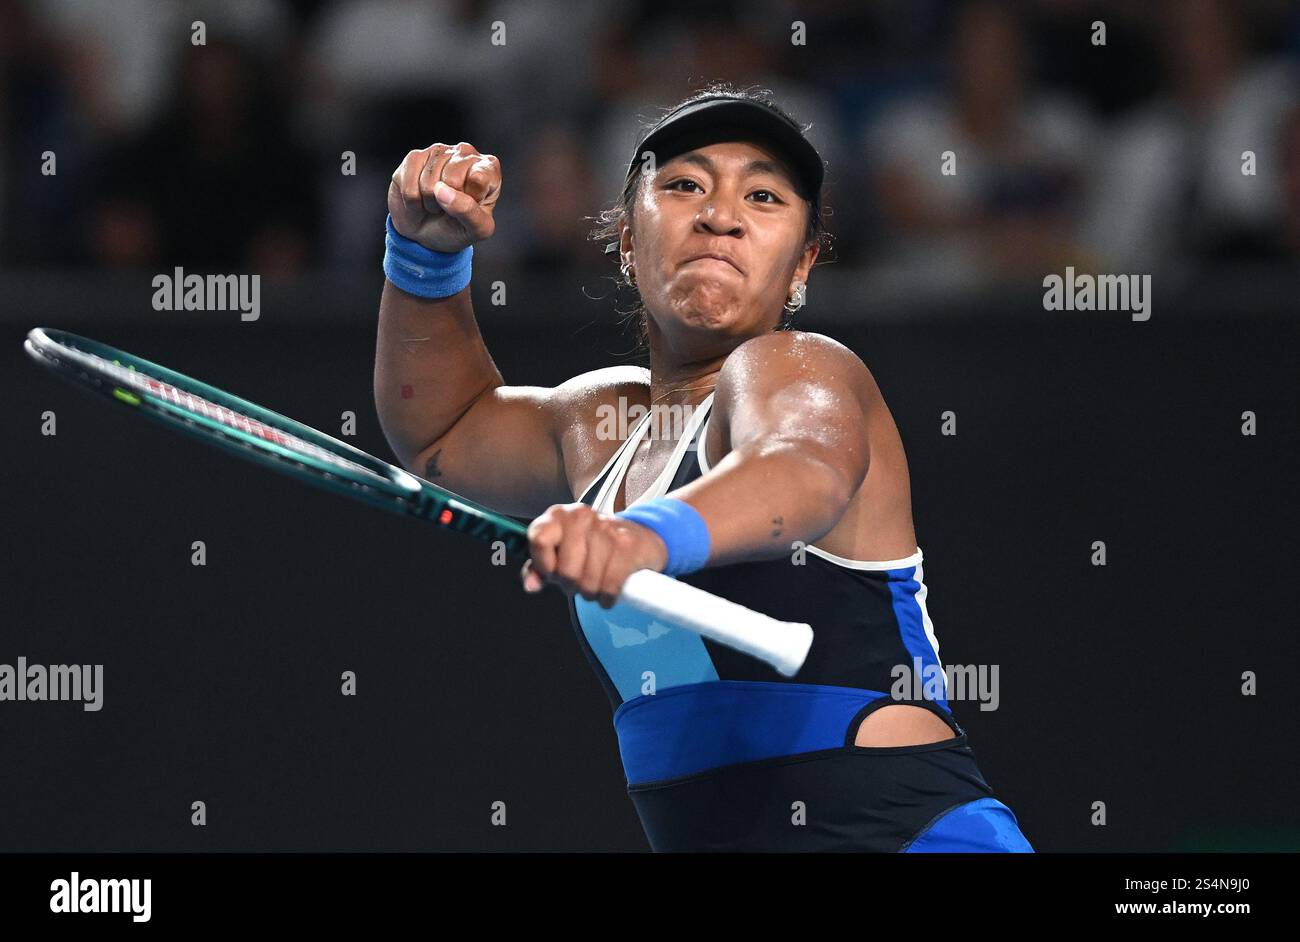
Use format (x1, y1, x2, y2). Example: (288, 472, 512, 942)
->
(521, 503, 669, 609)
(388, 142, 501, 253)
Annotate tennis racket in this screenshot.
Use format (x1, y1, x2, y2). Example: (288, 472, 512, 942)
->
(24, 327, 813, 676)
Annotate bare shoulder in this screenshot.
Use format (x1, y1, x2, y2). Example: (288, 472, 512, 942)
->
(549, 364, 651, 499)
(551, 364, 651, 416)
(718, 330, 877, 401)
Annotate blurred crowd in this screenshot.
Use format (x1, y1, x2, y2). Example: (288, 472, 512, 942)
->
(1, 0, 1298, 290)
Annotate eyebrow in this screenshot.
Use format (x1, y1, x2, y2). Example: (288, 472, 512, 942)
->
(669, 152, 793, 184)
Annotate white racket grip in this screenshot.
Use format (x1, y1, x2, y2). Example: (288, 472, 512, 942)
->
(619, 570, 813, 677)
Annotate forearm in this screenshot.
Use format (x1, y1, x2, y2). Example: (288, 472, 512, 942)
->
(667, 439, 856, 568)
(373, 279, 503, 470)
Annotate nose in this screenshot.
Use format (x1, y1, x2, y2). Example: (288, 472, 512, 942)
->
(695, 194, 743, 237)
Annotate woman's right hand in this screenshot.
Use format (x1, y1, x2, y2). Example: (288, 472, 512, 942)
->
(388, 142, 501, 253)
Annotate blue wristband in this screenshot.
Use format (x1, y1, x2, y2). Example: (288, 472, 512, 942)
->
(383, 214, 473, 298)
(615, 496, 712, 576)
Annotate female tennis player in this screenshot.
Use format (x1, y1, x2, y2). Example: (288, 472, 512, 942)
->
(374, 86, 1034, 852)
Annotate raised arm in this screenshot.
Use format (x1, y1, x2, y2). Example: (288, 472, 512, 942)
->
(373, 142, 573, 518)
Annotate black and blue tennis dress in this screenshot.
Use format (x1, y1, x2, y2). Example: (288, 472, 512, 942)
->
(567, 393, 1034, 852)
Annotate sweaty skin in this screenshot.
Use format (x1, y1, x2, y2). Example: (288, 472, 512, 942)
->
(374, 139, 954, 748)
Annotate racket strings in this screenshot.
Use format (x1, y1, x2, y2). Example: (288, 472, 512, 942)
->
(62, 342, 388, 485)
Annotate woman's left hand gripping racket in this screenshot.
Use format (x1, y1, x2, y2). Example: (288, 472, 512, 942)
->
(24, 327, 813, 676)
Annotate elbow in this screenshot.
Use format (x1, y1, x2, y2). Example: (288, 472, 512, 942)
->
(377, 380, 499, 476)
(808, 460, 859, 537)
(792, 441, 867, 539)
(756, 439, 864, 537)
(371, 398, 418, 473)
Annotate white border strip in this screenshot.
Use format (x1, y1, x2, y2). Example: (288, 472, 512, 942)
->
(804, 544, 924, 571)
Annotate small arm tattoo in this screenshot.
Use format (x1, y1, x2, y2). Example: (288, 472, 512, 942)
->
(424, 448, 444, 479)
(771, 515, 784, 538)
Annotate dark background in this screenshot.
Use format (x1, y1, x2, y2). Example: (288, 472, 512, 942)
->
(2, 0, 1299, 851)
(3, 278, 1296, 852)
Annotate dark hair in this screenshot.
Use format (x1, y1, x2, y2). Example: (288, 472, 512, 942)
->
(588, 82, 833, 352)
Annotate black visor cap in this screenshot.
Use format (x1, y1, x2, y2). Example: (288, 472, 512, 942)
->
(624, 96, 825, 203)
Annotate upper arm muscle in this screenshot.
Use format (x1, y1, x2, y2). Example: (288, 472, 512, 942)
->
(713, 332, 873, 496)
(410, 365, 649, 518)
